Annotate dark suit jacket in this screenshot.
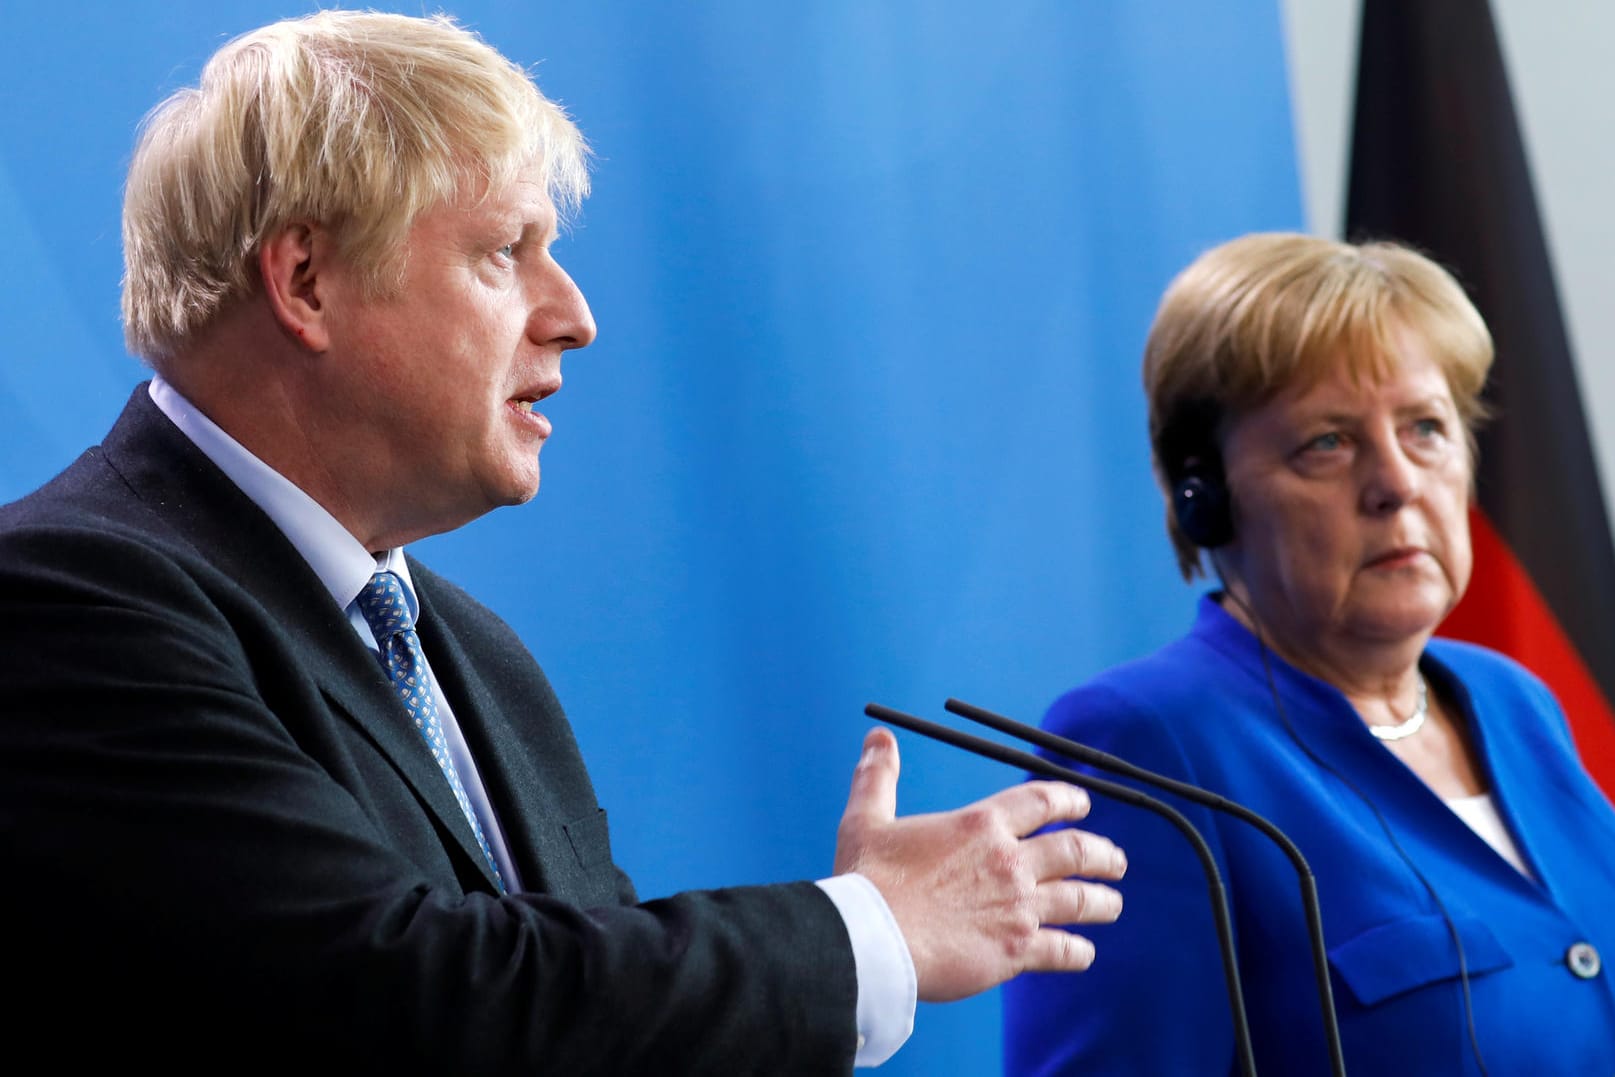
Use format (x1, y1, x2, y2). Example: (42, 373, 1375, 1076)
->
(0, 387, 857, 1074)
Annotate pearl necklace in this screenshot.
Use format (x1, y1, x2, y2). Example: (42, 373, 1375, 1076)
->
(1370, 675, 1428, 741)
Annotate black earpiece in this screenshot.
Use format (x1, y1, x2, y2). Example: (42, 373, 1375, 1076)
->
(1173, 462, 1234, 549)
(1160, 397, 1234, 549)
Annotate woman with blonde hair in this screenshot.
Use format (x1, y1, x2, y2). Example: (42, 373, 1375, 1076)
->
(1004, 233, 1615, 1074)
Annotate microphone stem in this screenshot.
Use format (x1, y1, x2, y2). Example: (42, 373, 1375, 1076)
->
(864, 703, 1258, 1077)
(946, 697, 1346, 1077)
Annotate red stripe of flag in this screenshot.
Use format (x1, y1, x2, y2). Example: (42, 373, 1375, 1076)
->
(1443, 509, 1615, 792)
(1347, 0, 1615, 795)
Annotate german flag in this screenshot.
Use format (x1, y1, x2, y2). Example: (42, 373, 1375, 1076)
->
(1346, 0, 1615, 795)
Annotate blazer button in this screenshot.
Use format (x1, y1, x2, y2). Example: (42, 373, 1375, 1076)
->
(1565, 941, 1601, 980)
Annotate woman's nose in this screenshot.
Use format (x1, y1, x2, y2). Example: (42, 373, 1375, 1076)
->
(1361, 435, 1420, 515)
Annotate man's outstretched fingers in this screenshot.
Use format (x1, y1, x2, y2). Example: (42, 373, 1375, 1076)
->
(1035, 878, 1124, 927)
(991, 780, 1094, 838)
(831, 729, 1128, 1001)
(1020, 825, 1128, 882)
(1026, 928, 1099, 973)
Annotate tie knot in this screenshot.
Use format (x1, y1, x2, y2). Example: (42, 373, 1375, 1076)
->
(355, 571, 415, 639)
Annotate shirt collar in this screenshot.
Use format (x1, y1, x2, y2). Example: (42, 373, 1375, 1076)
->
(147, 375, 419, 620)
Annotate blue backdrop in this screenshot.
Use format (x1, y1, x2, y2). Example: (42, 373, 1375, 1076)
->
(0, 2, 1302, 1071)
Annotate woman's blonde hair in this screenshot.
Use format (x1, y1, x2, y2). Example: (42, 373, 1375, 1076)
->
(1144, 232, 1494, 580)
(121, 10, 590, 362)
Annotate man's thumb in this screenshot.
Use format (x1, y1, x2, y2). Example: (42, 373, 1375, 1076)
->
(840, 726, 900, 827)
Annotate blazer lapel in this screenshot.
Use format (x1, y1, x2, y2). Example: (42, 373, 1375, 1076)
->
(316, 656, 506, 893)
(412, 594, 563, 893)
(100, 388, 500, 889)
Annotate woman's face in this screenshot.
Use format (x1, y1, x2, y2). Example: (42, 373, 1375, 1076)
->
(1218, 325, 1473, 658)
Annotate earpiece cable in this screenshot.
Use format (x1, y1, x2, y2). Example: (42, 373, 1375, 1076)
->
(1212, 561, 1489, 1076)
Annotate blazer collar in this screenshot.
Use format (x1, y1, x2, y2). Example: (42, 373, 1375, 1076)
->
(101, 386, 504, 891)
(1188, 592, 1542, 891)
(412, 576, 566, 893)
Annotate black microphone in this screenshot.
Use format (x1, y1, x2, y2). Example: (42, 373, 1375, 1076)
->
(864, 702, 1258, 1077)
(944, 696, 1346, 1077)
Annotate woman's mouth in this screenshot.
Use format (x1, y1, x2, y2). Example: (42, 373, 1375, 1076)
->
(1366, 546, 1424, 569)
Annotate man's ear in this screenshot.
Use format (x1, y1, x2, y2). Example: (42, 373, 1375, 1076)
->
(258, 221, 337, 352)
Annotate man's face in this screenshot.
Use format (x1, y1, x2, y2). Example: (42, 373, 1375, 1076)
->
(317, 162, 596, 547)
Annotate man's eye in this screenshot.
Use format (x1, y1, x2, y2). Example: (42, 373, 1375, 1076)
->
(497, 243, 516, 260)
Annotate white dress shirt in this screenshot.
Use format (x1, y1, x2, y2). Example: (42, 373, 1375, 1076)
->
(147, 376, 914, 1066)
(1446, 791, 1533, 878)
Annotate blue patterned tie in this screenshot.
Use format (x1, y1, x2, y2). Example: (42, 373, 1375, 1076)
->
(355, 571, 507, 894)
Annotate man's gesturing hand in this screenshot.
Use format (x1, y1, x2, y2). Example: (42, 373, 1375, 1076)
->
(834, 727, 1126, 1002)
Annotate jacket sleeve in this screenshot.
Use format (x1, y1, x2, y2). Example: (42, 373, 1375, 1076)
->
(0, 520, 857, 1075)
(1003, 680, 1239, 1077)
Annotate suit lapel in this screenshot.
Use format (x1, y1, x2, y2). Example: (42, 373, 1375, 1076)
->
(100, 388, 500, 889)
(317, 663, 506, 893)
(413, 588, 563, 893)
(1276, 649, 1542, 892)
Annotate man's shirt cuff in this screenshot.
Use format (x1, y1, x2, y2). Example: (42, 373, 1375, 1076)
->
(815, 872, 916, 1066)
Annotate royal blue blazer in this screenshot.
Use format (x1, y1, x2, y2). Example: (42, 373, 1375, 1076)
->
(1004, 595, 1615, 1075)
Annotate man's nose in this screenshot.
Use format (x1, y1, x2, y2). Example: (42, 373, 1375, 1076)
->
(531, 262, 597, 351)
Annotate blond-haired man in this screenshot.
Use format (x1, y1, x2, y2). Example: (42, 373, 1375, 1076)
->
(0, 13, 1124, 1071)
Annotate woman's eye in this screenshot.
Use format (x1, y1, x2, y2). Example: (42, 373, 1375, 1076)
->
(1304, 432, 1342, 452)
(1412, 417, 1444, 438)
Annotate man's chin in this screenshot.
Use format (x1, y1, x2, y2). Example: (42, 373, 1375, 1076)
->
(466, 454, 544, 517)
(500, 466, 541, 507)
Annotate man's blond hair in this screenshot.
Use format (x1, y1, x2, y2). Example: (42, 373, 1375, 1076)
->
(121, 10, 589, 362)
